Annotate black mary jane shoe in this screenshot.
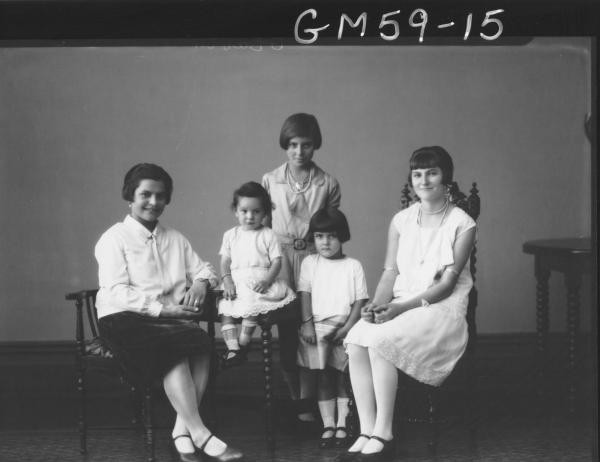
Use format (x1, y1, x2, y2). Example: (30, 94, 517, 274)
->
(197, 434, 244, 462)
(334, 426, 349, 448)
(220, 348, 248, 370)
(171, 434, 201, 462)
(355, 436, 395, 462)
(319, 427, 336, 449)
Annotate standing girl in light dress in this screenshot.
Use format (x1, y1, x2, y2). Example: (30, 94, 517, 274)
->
(219, 181, 296, 367)
(296, 208, 368, 449)
(262, 113, 341, 429)
(339, 146, 476, 462)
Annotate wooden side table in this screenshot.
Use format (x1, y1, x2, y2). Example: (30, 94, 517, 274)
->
(522, 238, 592, 413)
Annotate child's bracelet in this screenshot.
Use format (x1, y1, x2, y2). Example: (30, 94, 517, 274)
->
(301, 316, 313, 324)
(221, 273, 232, 282)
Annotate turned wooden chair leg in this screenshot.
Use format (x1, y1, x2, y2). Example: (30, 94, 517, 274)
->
(261, 322, 275, 448)
(143, 386, 155, 462)
(426, 388, 439, 454)
(77, 363, 87, 454)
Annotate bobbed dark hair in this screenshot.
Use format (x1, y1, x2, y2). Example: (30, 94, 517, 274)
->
(308, 207, 351, 243)
(408, 146, 454, 187)
(122, 163, 173, 203)
(279, 113, 322, 150)
(231, 181, 272, 215)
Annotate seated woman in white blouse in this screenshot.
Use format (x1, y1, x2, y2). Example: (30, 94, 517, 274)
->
(95, 163, 243, 462)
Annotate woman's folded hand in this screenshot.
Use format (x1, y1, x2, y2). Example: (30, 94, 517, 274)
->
(372, 303, 399, 324)
(160, 304, 204, 319)
(361, 302, 376, 323)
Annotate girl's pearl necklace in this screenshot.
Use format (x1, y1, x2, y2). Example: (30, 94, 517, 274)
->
(416, 199, 450, 264)
(286, 165, 313, 193)
(417, 198, 449, 226)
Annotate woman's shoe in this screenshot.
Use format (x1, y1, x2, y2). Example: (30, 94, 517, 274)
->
(197, 434, 244, 462)
(171, 434, 201, 462)
(355, 436, 395, 461)
(318, 426, 336, 449)
(332, 434, 370, 461)
(334, 426, 349, 448)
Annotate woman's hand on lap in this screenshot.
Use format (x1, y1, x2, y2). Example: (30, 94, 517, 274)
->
(160, 304, 203, 319)
(361, 302, 376, 323)
(372, 303, 399, 323)
(183, 279, 209, 307)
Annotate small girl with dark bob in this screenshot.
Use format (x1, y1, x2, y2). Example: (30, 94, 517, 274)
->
(297, 207, 368, 448)
(218, 181, 296, 367)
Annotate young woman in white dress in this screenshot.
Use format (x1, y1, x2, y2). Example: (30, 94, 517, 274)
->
(340, 146, 476, 462)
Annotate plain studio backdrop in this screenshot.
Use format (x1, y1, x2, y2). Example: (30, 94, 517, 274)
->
(0, 38, 593, 341)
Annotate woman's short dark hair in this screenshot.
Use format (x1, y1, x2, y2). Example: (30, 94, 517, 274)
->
(122, 163, 173, 203)
(231, 181, 272, 215)
(408, 146, 454, 186)
(279, 113, 322, 150)
(308, 207, 350, 243)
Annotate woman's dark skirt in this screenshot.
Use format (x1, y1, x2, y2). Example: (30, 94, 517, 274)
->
(98, 311, 211, 384)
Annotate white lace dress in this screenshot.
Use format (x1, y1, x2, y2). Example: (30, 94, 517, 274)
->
(344, 204, 476, 386)
(218, 226, 296, 318)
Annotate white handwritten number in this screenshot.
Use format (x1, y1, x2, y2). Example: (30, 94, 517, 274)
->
(379, 10, 401, 41)
(338, 13, 367, 39)
(480, 9, 504, 40)
(463, 13, 473, 40)
(295, 9, 330, 45)
(409, 9, 428, 43)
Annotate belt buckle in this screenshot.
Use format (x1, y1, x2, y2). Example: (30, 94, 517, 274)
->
(293, 238, 307, 250)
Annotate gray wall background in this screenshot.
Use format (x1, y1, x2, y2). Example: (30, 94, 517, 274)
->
(0, 38, 593, 341)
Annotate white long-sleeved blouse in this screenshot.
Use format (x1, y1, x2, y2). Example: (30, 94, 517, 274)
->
(94, 215, 218, 319)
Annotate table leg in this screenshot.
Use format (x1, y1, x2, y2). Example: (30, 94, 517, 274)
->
(534, 263, 551, 404)
(565, 272, 581, 414)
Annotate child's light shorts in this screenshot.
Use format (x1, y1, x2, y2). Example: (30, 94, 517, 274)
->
(297, 320, 348, 372)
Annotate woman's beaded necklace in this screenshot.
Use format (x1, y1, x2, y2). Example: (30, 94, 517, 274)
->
(416, 199, 450, 264)
(286, 164, 313, 194)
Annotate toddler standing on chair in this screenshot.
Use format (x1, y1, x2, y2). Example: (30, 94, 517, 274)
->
(297, 207, 368, 448)
(219, 181, 296, 367)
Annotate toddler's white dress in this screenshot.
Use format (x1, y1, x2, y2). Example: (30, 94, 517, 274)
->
(345, 204, 476, 386)
(218, 226, 296, 318)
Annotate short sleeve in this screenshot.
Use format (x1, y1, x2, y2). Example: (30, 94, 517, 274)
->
(218, 229, 232, 258)
(455, 212, 476, 239)
(328, 177, 341, 208)
(264, 229, 282, 260)
(297, 256, 314, 293)
(352, 261, 369, 301)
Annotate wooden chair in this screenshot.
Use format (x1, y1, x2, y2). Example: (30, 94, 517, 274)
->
(66, 289, 219, 462)
(346, 181, 481, 452)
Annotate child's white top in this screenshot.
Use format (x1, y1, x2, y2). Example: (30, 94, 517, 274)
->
(219, 226, 282, 270)
(297, 254, 368, 321)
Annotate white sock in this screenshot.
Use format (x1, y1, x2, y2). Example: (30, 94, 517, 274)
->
(336, 397, 350, 428)
(221, 324, 239, 351)
(318, 398, 337, 431)
(239, 318, 257, 347)
(336, 397, 350, 436)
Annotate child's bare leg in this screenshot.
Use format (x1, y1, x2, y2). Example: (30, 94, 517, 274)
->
(317, 368, 337, 439)
(239, 316, 257, 347)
